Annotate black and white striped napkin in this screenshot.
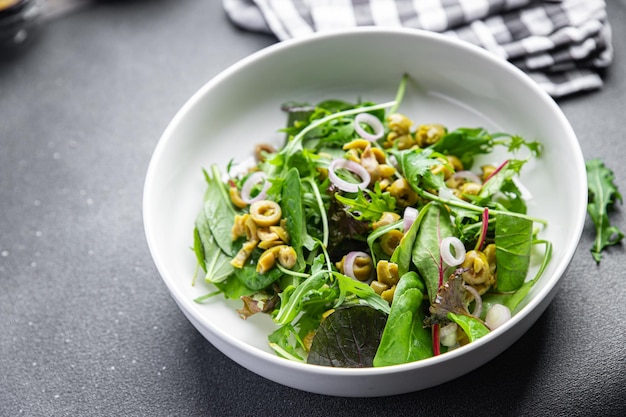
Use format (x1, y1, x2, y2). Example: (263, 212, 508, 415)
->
(224, 0, 613, 98)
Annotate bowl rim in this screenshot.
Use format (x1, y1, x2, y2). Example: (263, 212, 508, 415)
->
(143, 26, 587, 378)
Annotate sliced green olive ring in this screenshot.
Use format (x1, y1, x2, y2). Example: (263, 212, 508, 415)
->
(250, 200, 282, 227)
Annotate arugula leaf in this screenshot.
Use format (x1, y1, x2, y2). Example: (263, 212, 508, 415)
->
(333, 272, 390, 315)
(268, 324, 307, 362)
(586, 159, 624, 263)
(274, 272, 328, 326)
(334, 183, 397, 222)
(477, 160, 528, 214)
(430, 127, 494, 169)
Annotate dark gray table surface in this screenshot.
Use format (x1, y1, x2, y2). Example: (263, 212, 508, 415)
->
(1, 1, 625, 416)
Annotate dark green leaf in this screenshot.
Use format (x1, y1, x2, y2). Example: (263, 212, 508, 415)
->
(374, 272, 432, 367)
(282, 168, 307, 272)
(334, 184, 396, 222)
(392, 148, 446, 191)
(194, 210, 234, 283)
(233, 257, 283, 291)
(429, 127, 494, 169)
(307, 305, 388, 368)
(495, 213, 533, 292)
(202, 165, 237, 256)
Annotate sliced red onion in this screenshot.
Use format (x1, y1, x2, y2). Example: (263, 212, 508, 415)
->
(440, 236, 466, 267)
(403, 206, 418, 232)
(240, 171, 270, 204)
(343, 251, 370, 281)
(354, 113, 384, 142)
(328, 158, 370, 193)
(485, 304, 511, 330)
(463, 284, 483, 318)
(452, 170, 482, 184)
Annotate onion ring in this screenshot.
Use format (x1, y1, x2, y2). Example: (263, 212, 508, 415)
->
(452, 170, 482, 184)
(403, 206, 418, 232)
(328, 159, 371, 193)
(440, 236, 466, 267)
(354, 113, 384, 142)
(463, 284, 483, 318)
(240, 171, 270, 204)
(343, 251, 370, 281)
(485, 304, 512, 330)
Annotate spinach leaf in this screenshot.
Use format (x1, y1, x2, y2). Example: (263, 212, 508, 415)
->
(411, 202, 455, 302)
(307, 305, 388, 368)
(586, 158, 624, 263)
(193, 226, 206, 273)
(447, 312, 490, 342)
(282, 168, 307, 272)
(495, 213, 533, 292)
(373, 272, 432, 367)
(194, 210, 235, 283)
(202, 165, 237, 256)
(482, 239, 552, 314)
(212, 274, 255, 300)
(233, 256, 283, 291)
(391, 206, 427, 276)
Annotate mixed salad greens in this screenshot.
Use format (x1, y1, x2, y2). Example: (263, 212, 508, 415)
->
(192, 75, 553, 367)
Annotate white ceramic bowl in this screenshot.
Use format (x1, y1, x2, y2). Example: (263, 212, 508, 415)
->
(143, 28, 586, 397)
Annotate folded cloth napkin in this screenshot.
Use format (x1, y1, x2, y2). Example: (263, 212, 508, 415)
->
(224, 0, 613, 97)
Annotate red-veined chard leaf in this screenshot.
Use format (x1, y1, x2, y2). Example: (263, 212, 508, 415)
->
(411, 202, 456, 302)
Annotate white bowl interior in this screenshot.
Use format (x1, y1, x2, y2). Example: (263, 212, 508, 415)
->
(143, 28, 586, 397)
